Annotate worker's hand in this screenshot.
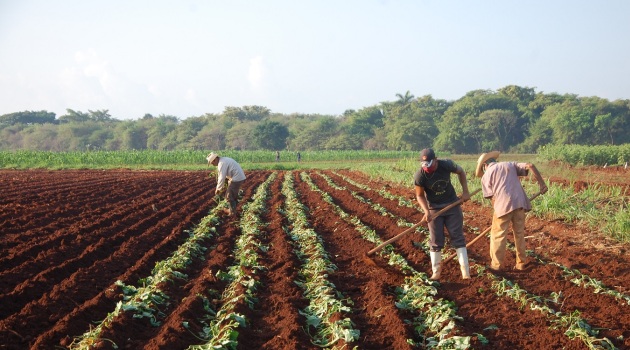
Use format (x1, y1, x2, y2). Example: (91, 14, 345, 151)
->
(423, 212, 433, 223)
(460, 191, 471, 202)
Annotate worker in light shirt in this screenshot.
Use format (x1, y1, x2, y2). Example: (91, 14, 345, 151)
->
(206, 152, 246, 217)
(476, 151, 547, 271)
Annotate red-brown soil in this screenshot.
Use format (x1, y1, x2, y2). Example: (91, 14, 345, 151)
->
(0, 169, 628, 349)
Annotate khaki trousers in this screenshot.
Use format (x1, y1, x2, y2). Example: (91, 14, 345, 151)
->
(490, 208, 527, 270)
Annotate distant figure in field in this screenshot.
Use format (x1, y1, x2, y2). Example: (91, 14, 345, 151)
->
(275, 150, 280, 162)
(297, 152, 301, 162)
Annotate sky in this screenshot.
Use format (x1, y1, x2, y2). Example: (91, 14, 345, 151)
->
(1, 0, 629, 120)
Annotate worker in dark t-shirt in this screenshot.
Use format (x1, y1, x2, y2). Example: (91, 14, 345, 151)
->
(414, 148, 472, 280)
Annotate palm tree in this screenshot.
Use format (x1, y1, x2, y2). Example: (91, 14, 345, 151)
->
(395, 90, 415, 105)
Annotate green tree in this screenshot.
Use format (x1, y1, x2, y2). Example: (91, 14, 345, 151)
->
(138, 115, 179, 150)
(324, 133, 363, 150)
(585, 97, 630, 145)
(222, 105, 270, 122)
(478, 109, 518, 151)
(434, 90, 515, 153)
(335, 106, 385, 150)
(87, 128, 114, 150)
(0, 125, 25, 149)
(114, 122, 148, 150)
(225, 122, 256, 150)
(0, 110, 56, 125)
(251, 120, 289, 150)
(516, 117, 553, 153)
(158, 116, 208, 149)
(88, 109, 113, 122)
(290, 116, 338, 150)
(395, 90, 415, 105)
(363, 128, 388, 150)
(22, 124, 61, 150)
(58, 109, 90, 123)
(382, 95, 447, 151)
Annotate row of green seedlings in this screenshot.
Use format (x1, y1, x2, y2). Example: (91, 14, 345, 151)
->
(301, 172, 471, 349)
(69, 204, 227, 349)
(331, 171, 621, 349)
(516, 243, 630, 307)
(336, 170, 630, 304)
(185, 172, 277, 349)
(281, 172, 360, 348)
(476, 265, 618, 349)
(324, 172, 433, 257)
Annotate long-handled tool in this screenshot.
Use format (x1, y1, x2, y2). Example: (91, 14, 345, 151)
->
(367, 188, 481, 256)
(443, 190, 543, 263)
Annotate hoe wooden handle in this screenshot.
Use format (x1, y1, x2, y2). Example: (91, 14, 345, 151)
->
(367, 188, 481, 256)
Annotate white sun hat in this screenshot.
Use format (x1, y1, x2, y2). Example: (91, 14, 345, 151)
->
(206, 152, 218, 165)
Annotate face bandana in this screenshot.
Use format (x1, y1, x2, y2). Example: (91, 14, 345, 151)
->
(422, 159, 435, 174)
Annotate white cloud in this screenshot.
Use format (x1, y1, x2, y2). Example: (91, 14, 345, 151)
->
(248, 56, 266, 91)
(184, 88, 197, 102)
(147, 84, 161, 96)
(74, 49, 127, 97)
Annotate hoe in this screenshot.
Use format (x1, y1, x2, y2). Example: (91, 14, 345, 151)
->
(366, 188, 481, 256)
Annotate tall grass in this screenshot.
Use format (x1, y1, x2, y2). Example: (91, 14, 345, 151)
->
(0, 150, 418, 170)
(539, 144, 630, 166)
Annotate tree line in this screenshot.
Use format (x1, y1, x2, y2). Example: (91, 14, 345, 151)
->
(1, 85, 629, 153)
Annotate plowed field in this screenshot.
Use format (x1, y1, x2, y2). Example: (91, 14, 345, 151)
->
(1, 169, 628, 349)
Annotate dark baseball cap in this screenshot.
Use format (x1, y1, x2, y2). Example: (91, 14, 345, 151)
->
(420, 148, 436, 168)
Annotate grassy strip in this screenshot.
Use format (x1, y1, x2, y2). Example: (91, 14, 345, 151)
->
(301, 172, 470, 348)
(0, 150, 417, 170)
(186, 173, 276, 349)
(532, 183, 629, 242)
(281, 172, 360, 348)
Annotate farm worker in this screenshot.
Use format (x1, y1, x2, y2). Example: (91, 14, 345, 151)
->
(414, 148, 472, 280)
(476, 151, 548, 271)
(207, 152, 246, 217)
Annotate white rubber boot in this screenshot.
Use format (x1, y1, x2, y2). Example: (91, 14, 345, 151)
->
(457, 247, 471, 279)
(430, 251, 442, 280)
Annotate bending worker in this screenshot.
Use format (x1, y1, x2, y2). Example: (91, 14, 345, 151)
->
(207, 152, 246, 217)
(476, 151, 547, 271)
(414, 148, 472, 280)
